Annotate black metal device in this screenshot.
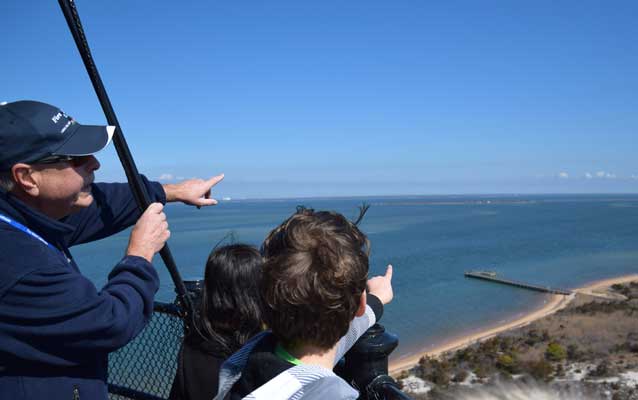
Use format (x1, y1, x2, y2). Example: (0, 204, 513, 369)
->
(343, 324, 413, 400)
(56, 0, 193, 320)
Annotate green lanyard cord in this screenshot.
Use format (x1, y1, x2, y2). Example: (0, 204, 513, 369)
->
(274, 343, 303, 366)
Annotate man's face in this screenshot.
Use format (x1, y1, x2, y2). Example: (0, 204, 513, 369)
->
(30, 155, 101, 218)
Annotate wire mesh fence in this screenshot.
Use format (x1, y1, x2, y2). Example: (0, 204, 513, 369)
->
(108, 302, 184, 400)
(105, 301, 412, 400)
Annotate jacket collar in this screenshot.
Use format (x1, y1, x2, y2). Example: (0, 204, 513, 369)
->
(0, 189, 75, 246)
(216, 332, 353, 400)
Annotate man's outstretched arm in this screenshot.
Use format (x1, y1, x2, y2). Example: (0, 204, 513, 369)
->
(63, 174, 223, 246)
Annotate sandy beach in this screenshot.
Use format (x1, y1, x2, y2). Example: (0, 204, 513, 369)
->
(389, 273, 638, 375)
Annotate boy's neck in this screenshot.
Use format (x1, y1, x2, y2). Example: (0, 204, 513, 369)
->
(286, 343, 337, 370)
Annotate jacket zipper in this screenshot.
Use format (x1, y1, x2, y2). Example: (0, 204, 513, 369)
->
(72, 386, 80, 400)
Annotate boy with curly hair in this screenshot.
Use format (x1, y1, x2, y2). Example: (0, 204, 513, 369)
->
(215, 208, 393, 400)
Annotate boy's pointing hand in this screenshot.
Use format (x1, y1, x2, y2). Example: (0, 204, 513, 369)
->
(367, 264, 394, 305)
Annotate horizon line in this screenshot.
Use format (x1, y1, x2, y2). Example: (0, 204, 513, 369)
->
(163, 192, 638, 204)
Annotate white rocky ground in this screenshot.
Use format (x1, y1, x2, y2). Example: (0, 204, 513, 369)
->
(401, 375, 432, 394)
(401, 368, 638, 400)
(620, 371, 638, 389)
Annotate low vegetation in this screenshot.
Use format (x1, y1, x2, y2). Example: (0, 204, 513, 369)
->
(398, 281, 638, 400)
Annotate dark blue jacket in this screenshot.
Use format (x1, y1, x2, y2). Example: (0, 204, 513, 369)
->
(0, 178, 165, 400)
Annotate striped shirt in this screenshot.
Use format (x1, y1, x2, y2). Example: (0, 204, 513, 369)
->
(215, 304, 378, 400)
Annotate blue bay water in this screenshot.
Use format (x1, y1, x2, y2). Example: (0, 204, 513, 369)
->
(73, 194, 638, 360)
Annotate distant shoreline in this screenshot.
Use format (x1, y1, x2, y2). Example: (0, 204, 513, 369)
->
(389, 273, 638, 375)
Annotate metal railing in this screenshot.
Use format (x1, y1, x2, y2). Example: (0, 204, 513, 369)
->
(108, 302, 183, 400)
(107, 287, 412, 400)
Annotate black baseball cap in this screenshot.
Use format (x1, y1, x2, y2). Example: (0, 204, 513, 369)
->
(0, 100, 114, 170)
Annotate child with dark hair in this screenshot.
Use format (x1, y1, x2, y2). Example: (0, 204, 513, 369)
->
(215, 209, 393, 400)
(170, 244, 263, 400)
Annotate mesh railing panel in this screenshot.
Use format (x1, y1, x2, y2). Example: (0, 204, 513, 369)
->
(108, 302, 184, 400)
(105, 301, 413, 400)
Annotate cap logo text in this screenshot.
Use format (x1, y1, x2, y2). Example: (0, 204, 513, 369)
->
(51, 112, 63, 124)
(60, 120, 74, 134)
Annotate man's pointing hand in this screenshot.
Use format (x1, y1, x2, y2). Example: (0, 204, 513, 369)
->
(162, 173, 225, 207)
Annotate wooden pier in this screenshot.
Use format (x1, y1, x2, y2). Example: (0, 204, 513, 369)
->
(464, 271, 572, 295)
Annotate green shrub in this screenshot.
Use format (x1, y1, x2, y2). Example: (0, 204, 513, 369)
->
(451, 370, 469, 383)
(527, 359, 554, 381)
(473, 365, 488, 379)
(454, 348, 473, 363)
(427, 366, 450, 386)
(611, 283, 624, 292)
(496, 354, 520, 374)
(525, 329, 543, 346)
(545, 342, 567, 361)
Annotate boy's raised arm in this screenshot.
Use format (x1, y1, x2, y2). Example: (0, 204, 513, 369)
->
(333, 265, 394, 364)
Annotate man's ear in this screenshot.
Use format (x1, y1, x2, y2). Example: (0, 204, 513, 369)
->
(11, 163, 39, 196)
(355, 291, 367, 317)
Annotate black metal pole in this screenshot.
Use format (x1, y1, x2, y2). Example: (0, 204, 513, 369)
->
(57, 0, 193, 317)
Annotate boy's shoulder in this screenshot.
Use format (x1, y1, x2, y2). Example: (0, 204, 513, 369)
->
(244, 365, 357, 400)
(230, 333, 290, 398)
(217, 332, 359, 400)
(216, 332, 287, 399)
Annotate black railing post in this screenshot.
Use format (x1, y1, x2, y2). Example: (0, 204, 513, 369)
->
(181, 279, 205, 309)
(57, 0, 194, 320)
(177, 279, 204, 333)
(343, 323, 411, 399)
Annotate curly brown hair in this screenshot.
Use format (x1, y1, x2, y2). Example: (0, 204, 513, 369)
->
(260, 208, 369, 349)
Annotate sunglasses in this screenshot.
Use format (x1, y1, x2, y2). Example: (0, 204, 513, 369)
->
(34, 155, 93, 167)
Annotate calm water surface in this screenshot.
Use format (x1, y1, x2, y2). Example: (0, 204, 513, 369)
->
(73, 194, 638, 359)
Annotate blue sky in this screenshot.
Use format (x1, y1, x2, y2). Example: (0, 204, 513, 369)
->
(2, 1, 637, 198)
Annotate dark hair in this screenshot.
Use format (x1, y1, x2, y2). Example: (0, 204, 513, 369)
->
(195, 244, 263, 357)
(260, 208, 369, 349)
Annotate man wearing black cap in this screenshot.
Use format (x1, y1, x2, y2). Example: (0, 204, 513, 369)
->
(0, 100, 224, 400)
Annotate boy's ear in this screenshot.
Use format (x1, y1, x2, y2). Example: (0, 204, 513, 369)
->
(355, 292, 367, 317)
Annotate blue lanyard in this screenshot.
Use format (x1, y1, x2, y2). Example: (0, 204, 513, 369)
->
(0, 212, 61, 254)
